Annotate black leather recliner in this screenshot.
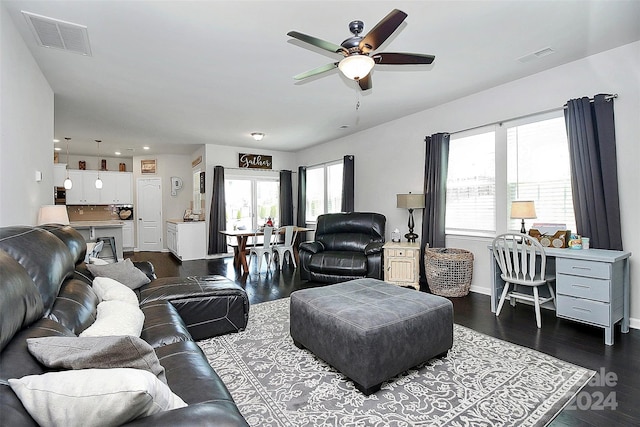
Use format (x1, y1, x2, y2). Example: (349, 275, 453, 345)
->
(299, 212, 386, 284)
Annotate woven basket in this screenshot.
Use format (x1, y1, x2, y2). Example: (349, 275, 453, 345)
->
(425, 248, 474, 297)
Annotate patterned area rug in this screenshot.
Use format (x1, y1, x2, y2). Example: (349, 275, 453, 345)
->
(198, 298, 593, 426)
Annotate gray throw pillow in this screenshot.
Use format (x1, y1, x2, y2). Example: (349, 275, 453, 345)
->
(27, 335, 166, 383)
(87, 258, 151, 289)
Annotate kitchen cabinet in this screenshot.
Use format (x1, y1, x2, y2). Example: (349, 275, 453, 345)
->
(167, 220, 206, 261)
(66, 170, 101, 204)
(122, 222, 134, 250)
(100, 172, 133, 204)
(65, 170, 132, 205)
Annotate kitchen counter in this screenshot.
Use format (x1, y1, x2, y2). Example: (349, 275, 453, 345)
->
(70, 220, 125, 228)
(167, 219, 204, 224)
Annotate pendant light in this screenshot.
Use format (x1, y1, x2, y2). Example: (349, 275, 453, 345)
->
(63, 137, 73, 190)
(95, 140, 103, 189)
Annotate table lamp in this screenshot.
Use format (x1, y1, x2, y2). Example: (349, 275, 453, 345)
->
(37, 205, 70, 225)
(510, 200, 536, 234)
(397, 192, 425, 243)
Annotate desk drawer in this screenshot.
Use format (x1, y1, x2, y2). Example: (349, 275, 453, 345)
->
(557, 295, 609, 326)
(557, 273, 611, 302)
(556, 258, 610, 279)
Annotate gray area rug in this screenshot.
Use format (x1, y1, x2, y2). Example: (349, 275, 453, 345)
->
(198, 298, 594, 426)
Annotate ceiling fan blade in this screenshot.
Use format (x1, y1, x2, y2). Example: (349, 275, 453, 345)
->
(293, 62, 339, 80)
(359, 9, 408, 53)
(358, 74, 372, 91)
(287, 31, 345, 54)
(373, 52, 435, 65)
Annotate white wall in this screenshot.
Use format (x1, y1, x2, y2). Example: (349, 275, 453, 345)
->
(0, 6, 54, 226)
(297, 41, 640, 326)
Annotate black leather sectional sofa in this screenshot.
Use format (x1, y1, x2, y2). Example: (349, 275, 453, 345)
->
(0, 225, 250, 426)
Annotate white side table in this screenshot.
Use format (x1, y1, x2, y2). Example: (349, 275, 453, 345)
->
(383, 241, 421, 290)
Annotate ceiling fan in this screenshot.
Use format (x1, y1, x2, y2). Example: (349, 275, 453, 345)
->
(287, 9, 435, 90)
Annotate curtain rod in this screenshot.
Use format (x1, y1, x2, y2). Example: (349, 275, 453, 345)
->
(224, 167, 296, 174)
(448, 93, 618, 136)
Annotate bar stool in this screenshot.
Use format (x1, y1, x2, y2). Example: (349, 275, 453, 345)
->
(96, 236, 117, 263)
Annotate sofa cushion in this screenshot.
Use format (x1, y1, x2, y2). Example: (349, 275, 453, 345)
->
(47, 279, 99, 335)
(140, 301, 193, 348)
(93, 276, 139, 306)
(308, 251, 368, 276)
(26, 335, 167, 383)
(87, 258, 151, 290)
(79, 300, 144, 338)
(9, 368, 187, 427)
(0, 251, 43, 352)
(37, 225, 87, 266)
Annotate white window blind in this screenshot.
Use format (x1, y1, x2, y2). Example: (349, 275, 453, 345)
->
(445, 130, 496, 233)
(306, 161, 343, 223)
(506, 115, 576, 233)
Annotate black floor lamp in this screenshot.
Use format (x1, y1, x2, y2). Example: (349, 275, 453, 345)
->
(397, 192, 425, 243)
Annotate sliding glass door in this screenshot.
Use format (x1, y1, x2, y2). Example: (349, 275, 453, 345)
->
(225, 176, 279, 231)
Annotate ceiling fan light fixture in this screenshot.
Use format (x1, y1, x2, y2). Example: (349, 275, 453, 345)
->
(338, 55, 374, 80)
(251, 132, 265, 141)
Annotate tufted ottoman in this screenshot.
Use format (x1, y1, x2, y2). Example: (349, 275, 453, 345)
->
(290, 278, 453, 395)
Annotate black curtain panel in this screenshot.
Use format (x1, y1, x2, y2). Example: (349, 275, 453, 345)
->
(564, 94, 622, 250)
(420, 133, 450, 284)
(341, 155, 355, 213)
(208, 165, 227, 254)
(279, 170, 294, 226)
(296, 166, 307, 227)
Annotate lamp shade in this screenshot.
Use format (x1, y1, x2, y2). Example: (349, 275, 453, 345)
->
(37, 205, 70, 225)
(397, 193, 425, 209)
(510, 200, 537, 219)
(338, 55, 375, 80)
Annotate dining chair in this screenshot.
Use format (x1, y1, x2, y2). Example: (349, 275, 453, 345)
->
(491, 233, 556, 328)
(248, 226, 275, 272)
(272, 226, 298, 269)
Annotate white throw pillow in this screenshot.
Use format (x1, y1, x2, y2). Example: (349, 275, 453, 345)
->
(89, 257, 110, 265)
(92, 276, 139, 306)
(9, 368, 187, 427)
(79, 300, 144, 338)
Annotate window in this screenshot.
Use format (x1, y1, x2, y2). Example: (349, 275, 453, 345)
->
(506, 115, 576, 233)
(445, 130, 496, 233)
(306, 161, 343, 223)
(445, 111, 576, 236)
(225, 176, 279, 232)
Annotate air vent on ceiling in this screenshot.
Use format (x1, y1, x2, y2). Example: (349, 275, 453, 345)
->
(517, 47, 555, 63)
(22, 11, 92, 56)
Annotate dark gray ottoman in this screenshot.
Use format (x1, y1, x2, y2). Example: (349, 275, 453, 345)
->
(290, 278, 453, 395)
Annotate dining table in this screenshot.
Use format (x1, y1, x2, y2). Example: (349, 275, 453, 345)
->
(220, 226, 313, 274)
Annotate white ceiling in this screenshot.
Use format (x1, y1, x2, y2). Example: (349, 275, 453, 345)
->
(4, 0, 640, 158)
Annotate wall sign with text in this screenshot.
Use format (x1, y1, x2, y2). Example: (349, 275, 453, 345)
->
(239, 153, 272, 169)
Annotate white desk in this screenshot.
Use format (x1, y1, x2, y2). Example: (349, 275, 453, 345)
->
(489, 246, 631, 345)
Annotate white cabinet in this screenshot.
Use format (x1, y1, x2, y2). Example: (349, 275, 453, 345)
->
(167, 221, 206, 261)
(122, 222, 134, 250)
(66, 170, 100, 204)
(383, 241, 420, 290)
(65, 170, 132, 205)
(100, 172, 133, 204)
(53, 164, 68, 187)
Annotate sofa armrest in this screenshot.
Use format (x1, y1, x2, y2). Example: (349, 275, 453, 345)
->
(364, 241, 384, 256)
(299, 241, 324, 254)
(133, 261, 157, 281)
(125, 402, 249, 426)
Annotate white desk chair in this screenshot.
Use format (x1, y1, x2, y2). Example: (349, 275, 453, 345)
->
(492, 233, 556, 328)
(272, 226, 298, 269)
(248, 226, 276, 273)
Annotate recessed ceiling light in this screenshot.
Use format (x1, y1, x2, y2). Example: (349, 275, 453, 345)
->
(54, 147, 62, 151)
(251, 132, 265, 141)
(115, 151, 121, 156)
(53, 139, 60, 143)
(143, 146, 150, 150)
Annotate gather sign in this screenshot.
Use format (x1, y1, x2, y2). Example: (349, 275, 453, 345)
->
(238, 153, 272, 170)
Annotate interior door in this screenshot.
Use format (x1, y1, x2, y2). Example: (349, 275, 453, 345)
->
(137, 178, 163, 251)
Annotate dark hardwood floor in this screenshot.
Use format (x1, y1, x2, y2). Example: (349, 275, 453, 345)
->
(126, 251, 640, 427)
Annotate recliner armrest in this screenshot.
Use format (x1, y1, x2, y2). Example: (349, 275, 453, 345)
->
(299, 241, 324, 254)
(364, 241, 384, 256)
